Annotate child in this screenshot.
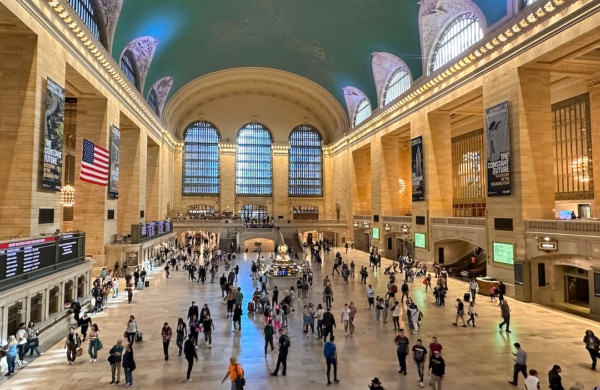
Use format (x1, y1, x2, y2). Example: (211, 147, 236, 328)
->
(490, 286, 497, 303)
(466, 301, 478, 327)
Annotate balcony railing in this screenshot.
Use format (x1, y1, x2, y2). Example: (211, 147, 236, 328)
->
(431, 217, 486, 227)
(526, 219, 600, 235)
(382, 216, 412, 223)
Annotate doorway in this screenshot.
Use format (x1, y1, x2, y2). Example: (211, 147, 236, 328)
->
(565, 275, 589, 306)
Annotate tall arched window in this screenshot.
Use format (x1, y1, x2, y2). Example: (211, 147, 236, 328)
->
(382, 68, 411, 106)
(429, 13, 483, 74)
(148, 89, 159, 115)
(67, 0, 101, 42)
(354, 99, 372, 127)
(289, 125, 323, 196)
(182, 121, 221, 195)
(121, 50, 139, 89)
(236, 123, 273, 195)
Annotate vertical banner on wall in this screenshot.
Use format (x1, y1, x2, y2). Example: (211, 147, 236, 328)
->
(109, 125, 120, 199)
(486, 101, 511, 196)
(411, 135, 425, 201)
(42, 78, 65, 191)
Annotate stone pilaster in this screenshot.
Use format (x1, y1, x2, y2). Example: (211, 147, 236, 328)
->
(118, 127, 147, 232)
(145, 143, 160, 221)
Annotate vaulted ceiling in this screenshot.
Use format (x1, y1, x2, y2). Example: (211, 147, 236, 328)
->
(111, 0, 507, 121)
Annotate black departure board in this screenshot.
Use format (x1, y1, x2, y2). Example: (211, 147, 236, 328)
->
(0, 237, 57, 280)
(58, 235, 79, 263)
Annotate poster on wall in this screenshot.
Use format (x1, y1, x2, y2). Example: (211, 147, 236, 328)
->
(411, 135, 425, 201)
(486, 101, 511, 196)
(109, 125, 120, 199)
(41, 78, 65, 191)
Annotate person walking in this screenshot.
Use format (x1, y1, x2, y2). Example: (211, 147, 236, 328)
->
(126, 315, 138, 345)
(202, 314, 215, 348)
(391, 301, 401, 331)
(187, 301, 199, 322)
(508, 342, 527, 386)
(368, 377, 385, 390)
(394, 329, 410, 375)
(64, 327, 81, 364)
(264, 319, 275, 356)
(548, 365, 564, 390)
(183, 334, 198, 383)
(108, 339, 124, 384)
(3, 336, 17, 376)
(122, 343, 136, 387)
(323, 283, 334, 309)
(429, 337, 443, 363)
(412, 339, 428, 388)
(161, 322, 172, 361)
(26, 321, 43, 357)
(452, 298, 467, 327)
(88, 323, 101, 362)
(232, 303, 243, 332)
(322, 306, 336, 343)
(222, 357, 244, 390)
(524, 369, 540, 390)
(348, 301, 357, 335)
(271, 328, 291, 376)
(79, 311, 92, 342)
(341, 303, 351, 337)
(499, 300, 512, 333)
(466, 301, 477, 327)
(176, 318, 187, 357)
(367, 285, 375, 310)
(15, 322, 28, 366)
(583, 330, 600, 370)
(468, 278, 479, 302)
(400, 282, 409, 303)
(428, 350, 445, 390)
(324, 335, 339, 386)
(498, 281, 507, 304)
(126, 279, 134, 304)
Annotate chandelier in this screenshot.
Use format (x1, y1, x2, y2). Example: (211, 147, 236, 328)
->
(60, 185, 75, 207)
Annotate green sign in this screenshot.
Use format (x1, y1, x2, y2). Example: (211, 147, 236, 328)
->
(493, 242, 514, 265)
(414, 232, 426, 249)
(372, 227, 380, 240)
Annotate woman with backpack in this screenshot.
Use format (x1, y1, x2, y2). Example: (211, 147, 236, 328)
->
(323, 283, 333, 309)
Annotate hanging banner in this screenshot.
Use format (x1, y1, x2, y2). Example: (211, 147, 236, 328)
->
(486, 101, 511, 196)
(109, 125, 120, 199)
(42, 78, 65, 191)
(411, 135, 425, 201)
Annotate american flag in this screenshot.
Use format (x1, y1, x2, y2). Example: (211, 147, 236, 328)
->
(80, 139, 109, 186)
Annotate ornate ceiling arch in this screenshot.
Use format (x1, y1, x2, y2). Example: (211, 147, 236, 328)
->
(163, 68, 349, 144)
(343, 86, 370, 125)
(371, 51, 413, 108)
(120, 36, 159, 92)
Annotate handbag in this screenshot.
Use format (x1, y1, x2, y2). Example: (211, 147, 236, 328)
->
(234, 364, 246, 389)
(76, 347, 83, 357)
(97, 339, 104, 351)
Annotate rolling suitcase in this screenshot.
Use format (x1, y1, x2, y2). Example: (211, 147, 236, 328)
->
(136, 331, 143, 342)
(136, 281, 144, 290)
(144, 280, 150, 288)
(463, 292, 470, 302)
(247, 301, 255, 313)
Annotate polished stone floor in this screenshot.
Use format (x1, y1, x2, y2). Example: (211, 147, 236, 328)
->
(2, 247, 600, 390)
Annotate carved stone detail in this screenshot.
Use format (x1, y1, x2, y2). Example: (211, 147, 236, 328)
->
(96, 0, 123, 52)
(149, 76, 174, 117)
(343, 86, 370, 125)
(371, 51, 412, 108)
(418, 0, 485, 74)
(123, 36, 159, 91)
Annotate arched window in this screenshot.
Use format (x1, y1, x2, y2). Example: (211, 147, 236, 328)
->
(182, 121, 220, 195)
(67, 0, 101, 42)
(240, 205, 268, 221)
(382, 68, 411, 106)
(293, 205, 319, 220)
(354, 99, 371, 127)
(120, 50, 139, 89)
(148, 89, 159, 115)
(429, 13, 483, 74)
(524, 0, 539, 5)
(289, 125, 323, 196)
(236, 123, 273, 195)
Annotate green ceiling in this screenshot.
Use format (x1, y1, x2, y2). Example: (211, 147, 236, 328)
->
(112, 0, 507, 110)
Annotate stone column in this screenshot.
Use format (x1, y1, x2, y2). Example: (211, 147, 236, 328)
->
(73, 98, 115, 263)
(379, 134, 402, 215)
(118, 127, 147, 232)
(272, 145, 289, 219)
(352, 149, 371, 215)
(220, 143, 236, 214)
(146, 143, 160, 221)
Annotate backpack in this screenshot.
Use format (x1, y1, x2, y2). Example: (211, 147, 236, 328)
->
(281, 335, 291, 349)
(324, 286, 332, 295)
(390, 285, 398, 294)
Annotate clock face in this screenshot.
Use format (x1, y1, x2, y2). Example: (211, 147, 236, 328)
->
(279, 244, 288, 254)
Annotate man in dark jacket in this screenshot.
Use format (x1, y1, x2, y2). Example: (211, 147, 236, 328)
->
(187, 302, 199, 322)
(322, 307, 336, 343)
(429, 350, 445, 390)
(183, 334, 198, 383)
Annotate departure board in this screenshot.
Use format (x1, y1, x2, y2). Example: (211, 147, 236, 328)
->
(0, 237, 57, 280)
(58, 235, 79, 263)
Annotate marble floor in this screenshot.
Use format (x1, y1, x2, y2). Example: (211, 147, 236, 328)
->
(2, 247, 600, 390)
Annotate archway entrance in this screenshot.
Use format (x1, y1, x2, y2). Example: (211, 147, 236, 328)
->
(243, 238, 275, 253)
(564, 266, 589, 306)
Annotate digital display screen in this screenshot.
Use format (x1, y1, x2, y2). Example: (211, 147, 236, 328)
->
(140, 224, 147, 238)
(493, 242, 515, 265)
(147, 223, 156, 238)
(279, 269, 288, 276)
(58, 238, 78, 263)
(559, 210, 572, 220)
(372, 228, 380, 240)
(0, 237, 57, 280)
(414, 233, 426, 249)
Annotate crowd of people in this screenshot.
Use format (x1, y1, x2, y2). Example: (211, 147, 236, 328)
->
(2, 237, 600, 390)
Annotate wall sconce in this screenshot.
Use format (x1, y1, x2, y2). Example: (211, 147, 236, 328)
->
(353, 221, 359, 228)
(537, 236, 558, 253)
(363, 221, 370, 229)
(401, 225, 410, 234)
(384, 224, 391, 232)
